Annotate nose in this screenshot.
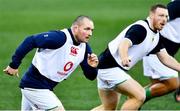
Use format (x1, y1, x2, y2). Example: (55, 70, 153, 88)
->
(89, 30, 93, 36)
(163, 15, 168, 23)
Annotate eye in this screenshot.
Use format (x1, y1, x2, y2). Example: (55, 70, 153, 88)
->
(84, 27, 94, 32)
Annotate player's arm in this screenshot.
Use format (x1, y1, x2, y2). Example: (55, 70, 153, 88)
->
(118, 38, 132, 67)
(87, 53, 99, 68)
(80, 44, 98, 80)
(151, 36, 180, 72)
(3, 36, 37, 77)
(157, 49, 180, 72)
(119, 24, 147, 67)
(3, 31, 66, 76)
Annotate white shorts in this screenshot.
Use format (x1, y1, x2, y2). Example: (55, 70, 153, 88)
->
(143, 55, 178, 80)
(97, 67, 131, 90)
(21, 88, 63, 110)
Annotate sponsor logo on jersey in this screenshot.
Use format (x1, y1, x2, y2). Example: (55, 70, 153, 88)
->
(70, 46, 79, 56)
(57, 61, 74, 76)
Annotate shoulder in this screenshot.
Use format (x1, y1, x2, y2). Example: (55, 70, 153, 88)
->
(125, 23, 147, 45)
(36, 30, 67, 49)
(47, 30, 67, 47)
(49, 30, 66, 38)
(34, 30, 66, 40)
(127, 24, 147, 33)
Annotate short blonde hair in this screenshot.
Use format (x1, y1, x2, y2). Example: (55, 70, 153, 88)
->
(72, 15, 93, 26)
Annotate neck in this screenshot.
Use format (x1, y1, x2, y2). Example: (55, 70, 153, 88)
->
(146, 17, 158, 33)
(147, 17, 158, 33)
(71, 27, 79, 43)
(147, 17, 155, 31)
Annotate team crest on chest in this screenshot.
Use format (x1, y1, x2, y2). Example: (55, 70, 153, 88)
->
(70, 46, 79, 56)
(151, 37, 154, 42)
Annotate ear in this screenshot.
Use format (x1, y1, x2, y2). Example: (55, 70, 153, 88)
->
(72, 25, 78, 33)
(149, 12, 154, 19)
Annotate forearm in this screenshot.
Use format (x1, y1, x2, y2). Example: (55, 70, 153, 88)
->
(162, 55, 180, 72)
(9, 36, 35, 69)
(157, 51, 180, 72)
(118, 39, 132, 67)
(84, 67, 98, 80)
(119, 44, 129, 59)
(118, 39, 131, 59)
(80, 58, 98, 80)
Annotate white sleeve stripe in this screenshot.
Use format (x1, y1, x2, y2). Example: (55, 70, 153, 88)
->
(160, 48, 166, 52)
(124, 38, 133, 46)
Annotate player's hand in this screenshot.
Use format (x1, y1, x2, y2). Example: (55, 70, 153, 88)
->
(121, 57, 131, 67)
(3, 66, 19, 77)
(87, 53, 99, 68)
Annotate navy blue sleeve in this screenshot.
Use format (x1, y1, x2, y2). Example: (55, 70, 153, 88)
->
(9, 31, 66, 69)
(149, 34, 165, 54)
(167, 1, 180, 20)
(125, 24, 147, 45)
(80, 43, 98, 80)
(32, 31, 66, 49)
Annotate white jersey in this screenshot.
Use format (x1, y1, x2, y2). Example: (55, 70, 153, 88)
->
(160, 18, 180, 43)
(32, 29, 86, 82)
(108, 19, 159, 70)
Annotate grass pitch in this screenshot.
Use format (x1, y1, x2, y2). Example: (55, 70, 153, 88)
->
(0, 0, 179, 110)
